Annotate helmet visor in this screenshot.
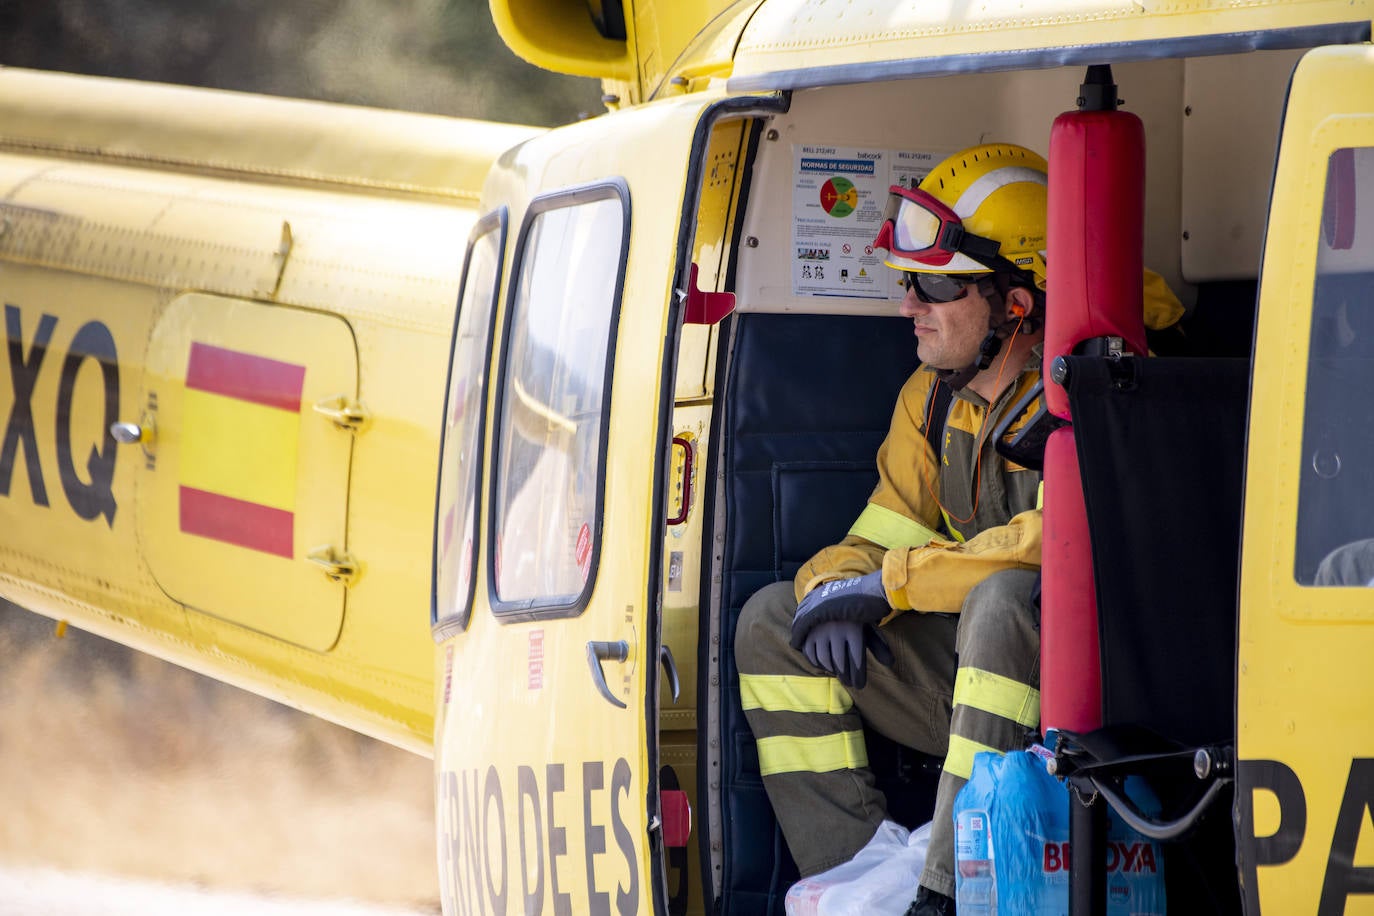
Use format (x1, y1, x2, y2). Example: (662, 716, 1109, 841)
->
(878, 185, 963, 262)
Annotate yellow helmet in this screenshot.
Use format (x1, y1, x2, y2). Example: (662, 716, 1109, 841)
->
(874, 143, 1048, 287)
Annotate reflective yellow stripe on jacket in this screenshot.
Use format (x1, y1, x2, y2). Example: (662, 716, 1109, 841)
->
(849, 503, 941, 549)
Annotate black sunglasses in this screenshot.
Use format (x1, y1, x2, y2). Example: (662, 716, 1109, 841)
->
(903, 271, 983, 304)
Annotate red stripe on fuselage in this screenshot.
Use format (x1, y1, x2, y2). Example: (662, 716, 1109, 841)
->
(179, 486, 294, 558)
(186, 342, 306, 412)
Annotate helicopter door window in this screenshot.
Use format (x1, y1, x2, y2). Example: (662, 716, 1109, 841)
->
(1296, 147, 1374, 586)
(489, 183, 629, 617)
(432, 210, 507, 635)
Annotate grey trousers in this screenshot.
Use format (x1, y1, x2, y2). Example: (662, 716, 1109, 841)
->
(735, 568, 1040, 899)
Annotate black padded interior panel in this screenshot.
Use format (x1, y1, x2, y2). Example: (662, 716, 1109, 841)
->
(709, 312, 925, 916)
(1065, 356, 1248, 744)
(1065, 354, 1250, 915)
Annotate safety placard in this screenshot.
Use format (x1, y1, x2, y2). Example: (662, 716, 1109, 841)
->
(792, 145, 949, 298)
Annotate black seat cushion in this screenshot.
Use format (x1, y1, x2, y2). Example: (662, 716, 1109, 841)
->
(709, 312, 930, 916)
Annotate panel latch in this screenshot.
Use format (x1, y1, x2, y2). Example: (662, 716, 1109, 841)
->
(312, 395, 370, 433)
(307, 545, 361, 587)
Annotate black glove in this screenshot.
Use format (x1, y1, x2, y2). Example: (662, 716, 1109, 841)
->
(790, 570, 895, 690)
(799, 620, 894, 690)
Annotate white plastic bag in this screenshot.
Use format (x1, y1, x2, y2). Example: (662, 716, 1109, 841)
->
(785, 820, 932, 916)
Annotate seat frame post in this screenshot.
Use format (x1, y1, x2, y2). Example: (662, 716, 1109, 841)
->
(1070, 780, 1108, 916)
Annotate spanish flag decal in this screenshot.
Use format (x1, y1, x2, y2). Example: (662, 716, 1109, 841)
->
(179, 343, 306, 558)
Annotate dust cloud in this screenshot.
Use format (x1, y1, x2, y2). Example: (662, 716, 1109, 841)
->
(0, 2, 599, 908)
(0, 602, 440, 911)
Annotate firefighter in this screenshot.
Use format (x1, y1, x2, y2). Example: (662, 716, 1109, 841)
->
(735, 143, 1052, 915)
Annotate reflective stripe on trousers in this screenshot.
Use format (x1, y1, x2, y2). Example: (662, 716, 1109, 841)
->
(732, 569, 1040, 896)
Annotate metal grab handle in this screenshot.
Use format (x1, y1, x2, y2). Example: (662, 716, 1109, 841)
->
(586, 640, 629, 708)
(660, 644, 681, 703)
(667, 436, 694, 526)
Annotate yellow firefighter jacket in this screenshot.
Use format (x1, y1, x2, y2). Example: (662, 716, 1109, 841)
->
(794, 349, 1044, 617)
(793, 270, 1184, 617)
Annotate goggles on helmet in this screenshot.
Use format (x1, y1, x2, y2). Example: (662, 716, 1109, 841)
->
(875, 186, 963, 266)
(904, 271, 979, 304)
(873, 185, 1008, 273)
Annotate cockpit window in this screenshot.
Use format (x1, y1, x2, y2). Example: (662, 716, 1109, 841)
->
(432, 210, 505, 633)
(1296, 148, 1374, 586)
(489, 184, 628, 617)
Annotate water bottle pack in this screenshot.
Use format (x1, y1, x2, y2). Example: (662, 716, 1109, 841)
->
(953, 749, 1166, 915)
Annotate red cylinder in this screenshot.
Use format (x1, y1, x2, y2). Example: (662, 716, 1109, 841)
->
(1040, 427, 1101, 733)
(1044, 110, 1147, 418)
(1039, 107, 1145, 734)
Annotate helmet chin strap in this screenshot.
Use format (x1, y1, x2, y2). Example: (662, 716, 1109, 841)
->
(933, 323, 1025, 390)
(932, 279, 1026, 392)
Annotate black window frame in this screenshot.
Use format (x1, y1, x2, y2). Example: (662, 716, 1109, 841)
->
(486, 179, 631, 621)
(430, 207, 508, 640)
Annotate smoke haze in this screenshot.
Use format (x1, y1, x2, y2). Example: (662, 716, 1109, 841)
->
(0, 1, 604, 907)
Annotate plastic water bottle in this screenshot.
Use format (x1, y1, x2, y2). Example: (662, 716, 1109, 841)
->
(955, 807, 997, 914)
